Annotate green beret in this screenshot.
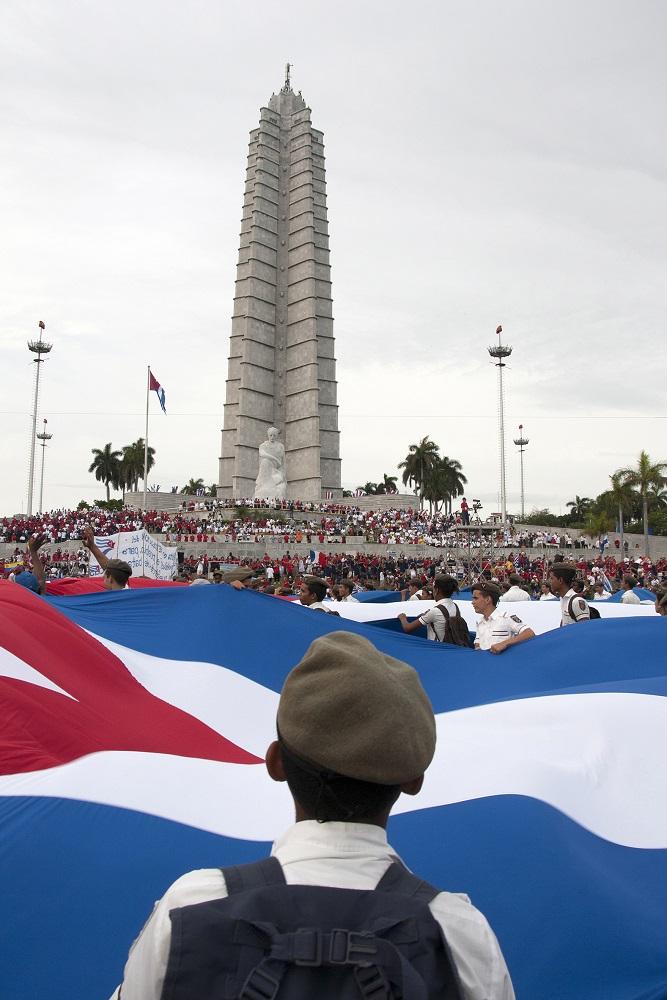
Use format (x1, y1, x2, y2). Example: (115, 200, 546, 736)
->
(277, 632, 436, 785)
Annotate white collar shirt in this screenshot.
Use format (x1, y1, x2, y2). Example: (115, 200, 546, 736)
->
(499, 586, 531, 602)
(475, 608, 530, 650)
(560, 589, 590, 625)
(419, 597, 459, 641)
(111, 821, 514, 1000)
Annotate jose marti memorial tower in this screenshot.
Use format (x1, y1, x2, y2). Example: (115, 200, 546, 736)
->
(218, 67, 342, 501)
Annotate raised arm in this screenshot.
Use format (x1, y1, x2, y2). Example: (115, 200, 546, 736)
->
(82, 526, 109, 571)
(27, 534, 48, 595)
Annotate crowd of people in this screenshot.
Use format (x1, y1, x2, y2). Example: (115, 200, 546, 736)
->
(0, 503, 630, 550)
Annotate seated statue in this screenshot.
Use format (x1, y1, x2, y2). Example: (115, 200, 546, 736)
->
(254, 427, 287, 500)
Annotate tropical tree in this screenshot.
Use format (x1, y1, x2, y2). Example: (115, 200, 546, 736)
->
(565, 495, 593, 523)
(616, 450, 667, 556)
(586, 511, 612, 546)
(381, 473, 398, 494)
(181, 478, 206, 495)
(120, 439, 156, 492)
(88, 443, 122, 501)
(420, 456, 468, 514)
(398, 436, 440, 509)
(352, 482, 380, 495)
(607, 471, 637, 555)
(439, 456, 467, 514)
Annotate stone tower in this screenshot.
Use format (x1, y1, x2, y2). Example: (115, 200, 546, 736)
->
(218, 69, 341, 500)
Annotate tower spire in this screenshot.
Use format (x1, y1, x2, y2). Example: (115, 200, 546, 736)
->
(283, 61, 292, 92)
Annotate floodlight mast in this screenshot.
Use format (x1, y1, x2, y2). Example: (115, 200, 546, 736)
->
(27, 321, 53, 516)
(513, 424, 530, 520)
(36, 418, 53, 514)
(488, 325, 512, 523)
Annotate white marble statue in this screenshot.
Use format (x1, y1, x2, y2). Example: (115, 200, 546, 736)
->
(254, 426, 287, 499)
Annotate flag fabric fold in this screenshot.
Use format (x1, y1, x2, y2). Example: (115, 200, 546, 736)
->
(0, 581, 665, 1000)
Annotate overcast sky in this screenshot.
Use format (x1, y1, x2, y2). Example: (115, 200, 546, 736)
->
(1, 0, 665, 518)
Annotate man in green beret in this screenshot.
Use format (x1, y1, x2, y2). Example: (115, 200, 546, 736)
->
(113, 632, 514, 999)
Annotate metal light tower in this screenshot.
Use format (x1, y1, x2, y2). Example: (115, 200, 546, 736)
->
(27, 321, 53, 515)
(488, 324, 512, 523)
(36, 418, 53, 513)
(513, 423, 529, 521)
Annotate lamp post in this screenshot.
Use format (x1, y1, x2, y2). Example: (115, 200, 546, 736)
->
(488, 324, 512, 523)
(27, 321, 53, 515)
(513, 424, 529, 521)
(36, 418, 53, 514)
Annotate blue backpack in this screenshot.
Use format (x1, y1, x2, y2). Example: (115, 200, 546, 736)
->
(162, 856, 464, 999)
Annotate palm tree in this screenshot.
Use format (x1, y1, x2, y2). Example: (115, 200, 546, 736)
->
(565, 495, 593, 523)
(398, 437, 440, 509)
(586, 511, 612, 546)
(181, 478, 205, 495)
(120, 439, 156, 492)
(616, 450, 667, 556)
(381, 473, 398, 494)
(439, 456, 467, 514)
(608, 471, 636, 556)
(88, 443, 122, 501)
(421, 456, 468, 514)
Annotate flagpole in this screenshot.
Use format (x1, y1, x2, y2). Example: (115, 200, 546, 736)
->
(143, 366, 150, 513)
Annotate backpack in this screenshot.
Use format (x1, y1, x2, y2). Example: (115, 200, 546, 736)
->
(567, 596, 601, 621)
(162, 856, 464, 1000)
(434, 604, 474, 647)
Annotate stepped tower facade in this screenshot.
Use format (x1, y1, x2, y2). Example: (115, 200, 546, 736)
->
(218, 69, 341, 500)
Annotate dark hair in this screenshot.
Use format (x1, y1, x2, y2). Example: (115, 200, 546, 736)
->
(472, 580, 501, 606)
(339, 580, 353, 595)
(623, 576, 637, 589)
(304, 578, 327, 601)
(550, 563, 576, 584)
(571, 578, 585, 594)
(508, 573, 522, 586)
(434, 575, 459, 598)
(279, 739, 400, 823)
(105, 560, 132, 587)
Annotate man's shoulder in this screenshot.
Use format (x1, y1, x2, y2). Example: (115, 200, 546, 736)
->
(160, 868, 227, 910)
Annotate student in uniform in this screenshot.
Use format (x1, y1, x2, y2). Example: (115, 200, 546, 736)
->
(471, 581, 535, 654)
(398, 575, 460, 642)
(110, 631, 515, 1000)
(547, 563, 590, 625)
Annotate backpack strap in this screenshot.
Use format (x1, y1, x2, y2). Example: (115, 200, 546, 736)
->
(222, 856, 286, 896)
(376, 862, 465, 998)
(375, 861, 439, 905)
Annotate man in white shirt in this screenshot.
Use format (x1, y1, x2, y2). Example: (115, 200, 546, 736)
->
(620, 576, 641, 604)
(298, 576, 334, 612)
(471, 581, 535, 654)
(499, 574, 531, 602)
(110, 632, 514, 1000)
(592, 582, 611, 601)
(547, 563, 590, 625)
(338, 579, 359, 602)
(398, 575, 462, 642)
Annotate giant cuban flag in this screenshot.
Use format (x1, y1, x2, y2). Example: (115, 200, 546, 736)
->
(0, 581, 666, 1000)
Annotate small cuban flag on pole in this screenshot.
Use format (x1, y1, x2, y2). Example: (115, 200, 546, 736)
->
(149, 370, 167, 414)
(144, 367, 167, 512)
